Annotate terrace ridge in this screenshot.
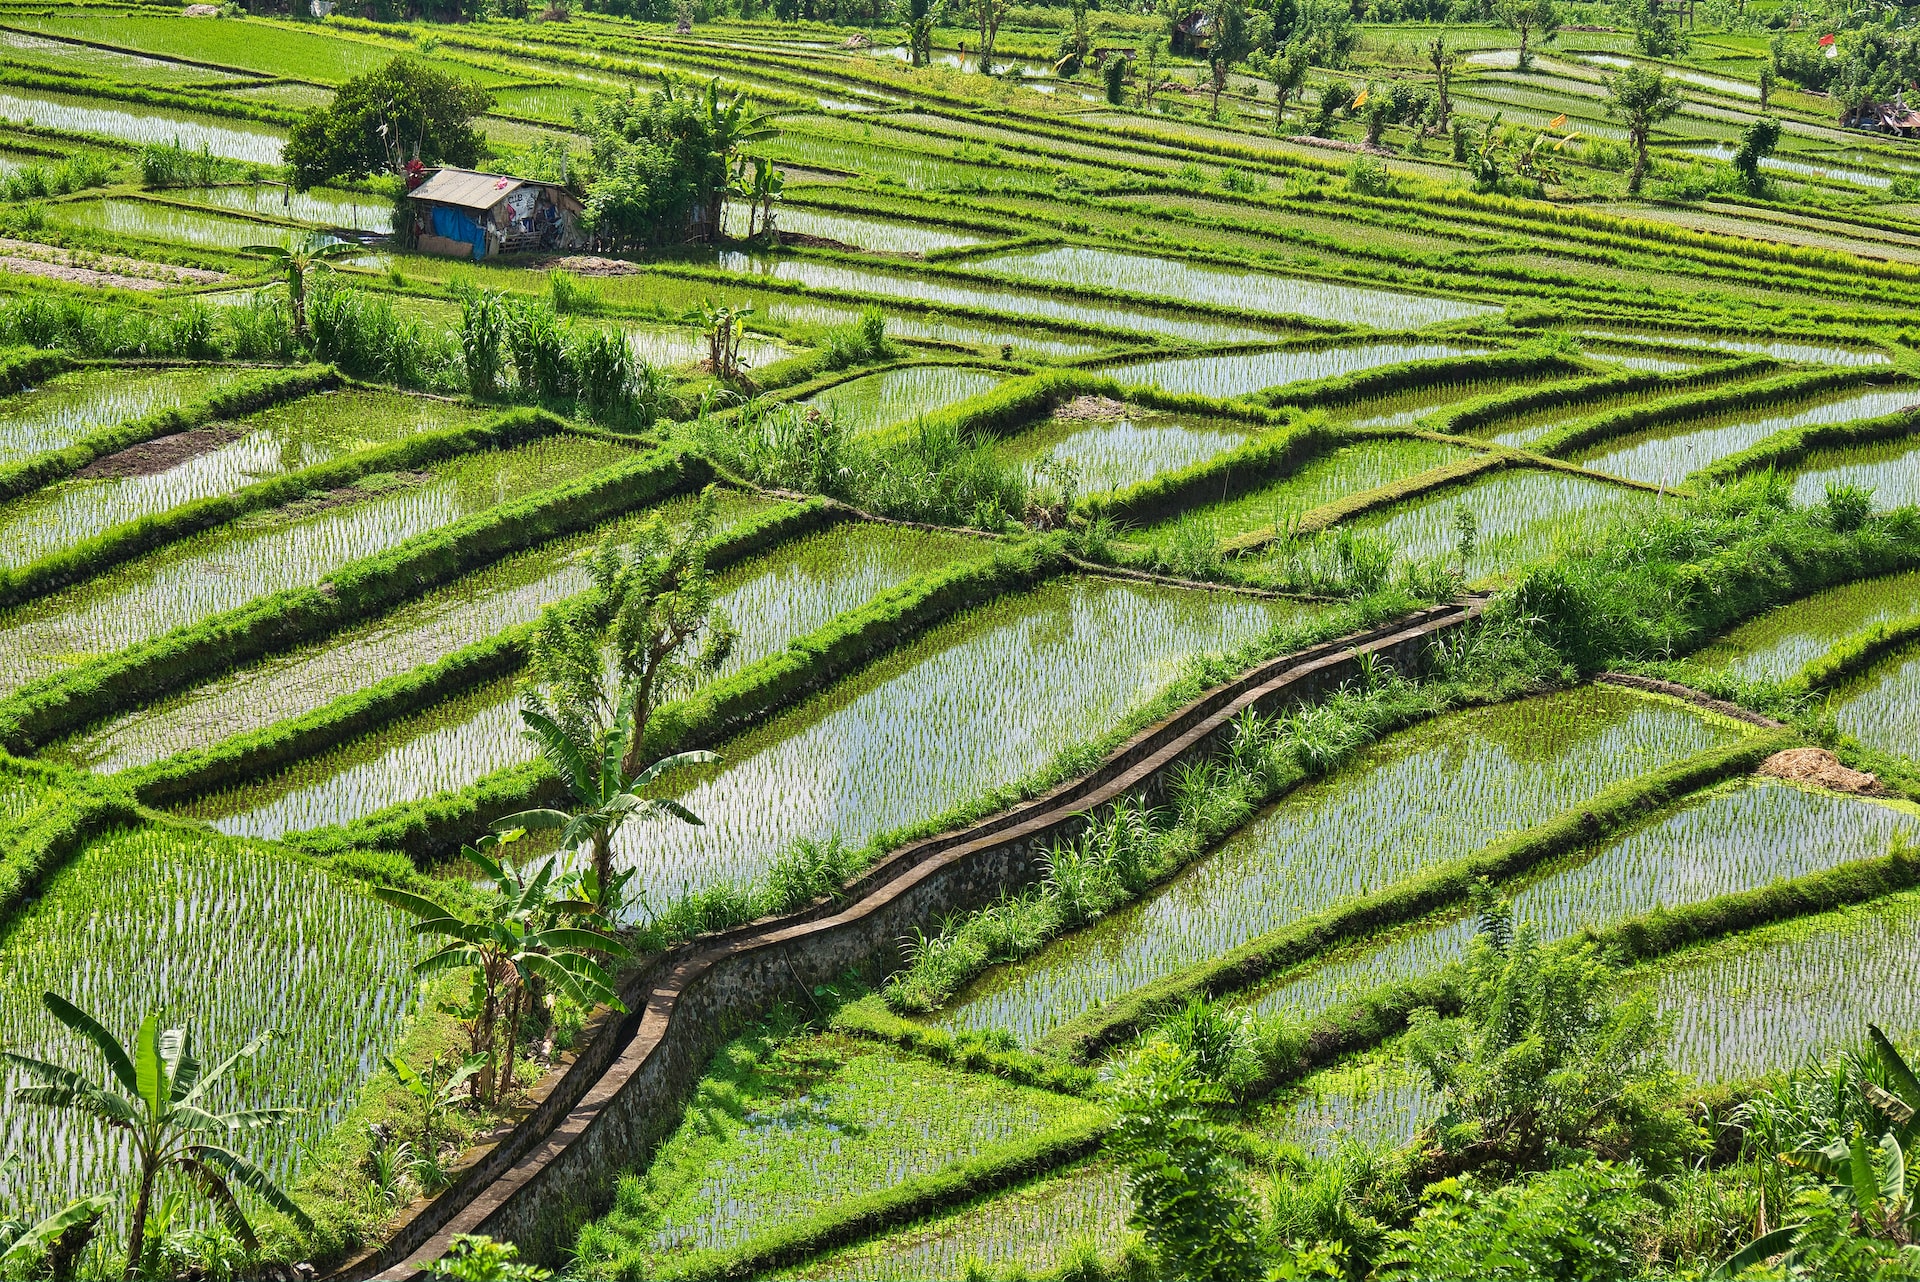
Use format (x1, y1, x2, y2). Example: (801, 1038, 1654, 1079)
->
(335, 597, 1484, 1278)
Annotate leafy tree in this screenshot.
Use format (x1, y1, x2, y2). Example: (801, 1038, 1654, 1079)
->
(1732, 114, 1781, 195)
(1493, 0, 1559, 72)
(1205, 0, 1252, 119)
(0, 994, 312, 1279)
(1140, 33, 1169, 111)
(284, 56, 491, 189)
(582, 77, 772, 249)
(1110, 1041, 1263, 1281)
(1378, 1163, 1657, 1280)
(1830, 27, 1920, 123)
(240, 231, 358, 344)
(1270, 44, 1310, 133)
(1604, 65, 1683, 195)
(1429, 31, 1457, 131)
(373, 834, 628, 1104)
(1105, 53, 1129, 104)
(969, 0, 1010, 72)
(1404, 891, 1695, 1178)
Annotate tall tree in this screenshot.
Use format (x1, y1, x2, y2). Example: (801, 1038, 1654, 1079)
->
(284, 56, 492, 189)
(970, 0, 1010, 70)
(0, 994, 312, 1279)
(1604, 65, 1682, 194)
(1429, 30, 1456, 130)
(1205, 0, 1252, 119)
(1270, 43, 1310, 133)
(1493, 0, 1559, 72)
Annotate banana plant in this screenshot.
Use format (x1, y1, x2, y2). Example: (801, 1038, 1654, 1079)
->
(0, 994, 311, 1280)
(381, 1050, 486, 1156)
(1718, 1024, 1920, 1276)
(240, 230, 358, 342)
(0, 1153, 111, 1279)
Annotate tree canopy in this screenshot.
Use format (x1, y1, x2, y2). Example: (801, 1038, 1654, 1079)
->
(285, 56, 492, 190)
(581, 79, 772, 250)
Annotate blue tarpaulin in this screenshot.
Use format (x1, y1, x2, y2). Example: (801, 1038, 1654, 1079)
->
(430, 205, 487, 260)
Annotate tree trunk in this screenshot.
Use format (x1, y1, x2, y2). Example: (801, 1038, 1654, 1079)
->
(123, 1157, 156, 1281)
(1630, 126, 1648, 193)
(495, 986, 521, 1106)
(590, 828, 613, 910)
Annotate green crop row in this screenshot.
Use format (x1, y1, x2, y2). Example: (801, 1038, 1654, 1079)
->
(1432, 356, 1774, 438)
(120, 498, 836, 808)
(1694, 409, 1920, 485)
(1245, 819, 1920, 1098)
(1527, 367, 1890, 460)
(0, 380, 557, 612)
(1037, 728, 1789, 1065)
(651, 1104, 1111, 1282)
(0, 754, 139, 924)
(1217, 451, 1511, 554)
(1796, 613, 1920, 694)
(1255, 343, 1583, 411)
(0, 347, 71, 397)
(0, 362, 334, 510)
(286, 536, 1067, 863)
(830, 997, 1100, 1099)
(0, 432, 701, 754)
(1088, 419, 1337, 531)
(0, 57, 303, 125)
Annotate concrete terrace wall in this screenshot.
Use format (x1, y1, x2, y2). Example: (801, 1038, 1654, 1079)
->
(343, 596, 1483, 1279)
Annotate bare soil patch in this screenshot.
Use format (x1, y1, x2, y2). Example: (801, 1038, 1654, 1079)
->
(78, 426, 244, 478)
(0, 238, 225, 291)
(1053, 394, 1131, 420)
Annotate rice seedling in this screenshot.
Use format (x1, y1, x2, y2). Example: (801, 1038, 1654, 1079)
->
(1693, 569, 1920, 681)
(994, 412, 1258, 495)
(939, 685, 1739, 1045)
(1231, 780, 1915, 1027)
(0, 90, 284, 164)
(967, 247, 1500, 329)
(1332, 377, 1568, 430)
(169, 184, 397, 234)
(597, 577, 1293, 915)
(770, 1162, 1131, 1280)
(1098, 342, 1488, 401)
(180, 522, 984, 837)
(1826, 646, 1920, 761)
(1643, 885, 1920, 1083)
(1252, 1037, 1439, 1158)
(1575, 388, 1920, 488)
(1139, 438, 1468, 545)
(766, 301, 1106, 359)
(1334, 468, 1665, 584)
(51, 492, 784, 774)
(624, 322, 791, 372)
(0, 823, 421, 1228)
(799, 367, 1003, 436)
(0, 366, 248, 467)
(576, 1032, 1101, 1271)
(1790, 434, 1920, 510)
(716, 256, 1281, 345)
(1575, 329, 1891, 368)
(44, 198, 338, 254)
(0, 435, 633, 693)
(0, 29, 247, 85)
(14, 14, 468, 87)
(720, 204, 986, 255)
(0, 389, 496, 572)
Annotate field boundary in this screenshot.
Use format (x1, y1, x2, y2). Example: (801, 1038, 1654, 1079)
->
(331, 600, 1483, 1277)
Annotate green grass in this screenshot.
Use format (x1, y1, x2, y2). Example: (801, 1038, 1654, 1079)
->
(1692, 569, 1920, 682)
(968, 246, 1499, 329)
(45, 197, 320, 251)
(1577, 328, 1891, 369)
(935, 685, 1741, 1046)
(0, 822, 420, 1230)
(801, 366, 1004, 435)
(0, 389, 496, 572)
(572, 1030, 1104, 1277)
(0, 434, 633, 693)
(176, 520, 987, 839)
(1098, 342, 1488, 400)
(1791, 432, 1920, 510)
(0, 366, 250, 468)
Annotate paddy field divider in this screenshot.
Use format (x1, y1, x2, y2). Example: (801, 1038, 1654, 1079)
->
(0, 753, 139, 924)
(330, 600, 1484, 1277)
(1692, 404, 1920, 485)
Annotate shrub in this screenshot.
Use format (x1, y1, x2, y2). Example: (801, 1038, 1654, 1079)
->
(1346, 153, 1390, 195)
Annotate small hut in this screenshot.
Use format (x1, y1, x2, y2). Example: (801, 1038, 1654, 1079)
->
(405, 167, 586, 260)
(1171, 10, 1208, 55)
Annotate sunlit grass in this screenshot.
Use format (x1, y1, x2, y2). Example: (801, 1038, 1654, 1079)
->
(1693, 569, 1920, 681)
(0, 365, 248, 466)
(1827, 645, 1920, 764)
(801, 366, 1003, 435)
(1790, 432, 1920, 509)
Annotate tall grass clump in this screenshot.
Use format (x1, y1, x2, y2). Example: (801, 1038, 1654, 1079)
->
(136, 140, 246, 189)
(0, 153, 113, 202)
(0, 294, 219, 361)
(819, 305, 893, 371)
(456, 285, 663, 427)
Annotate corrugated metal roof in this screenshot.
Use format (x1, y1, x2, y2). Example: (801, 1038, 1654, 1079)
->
(408, 168, 528, 211)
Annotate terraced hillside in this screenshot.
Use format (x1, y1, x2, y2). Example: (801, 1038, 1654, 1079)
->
(0, 2, 1917, 1279)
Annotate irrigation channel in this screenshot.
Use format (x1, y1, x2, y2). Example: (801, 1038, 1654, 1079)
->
(2, 6, 1920, 1279)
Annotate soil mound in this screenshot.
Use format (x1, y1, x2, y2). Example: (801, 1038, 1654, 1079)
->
(1759, 747, 1882, 795)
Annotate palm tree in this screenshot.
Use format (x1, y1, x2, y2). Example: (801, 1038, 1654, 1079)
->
(1604, 65, 1682, 195)
(0, 994, 311, 1279)
(373, 835, 629, 1103)
(497, 698, 717, 921)
(241, 231, 358, 342)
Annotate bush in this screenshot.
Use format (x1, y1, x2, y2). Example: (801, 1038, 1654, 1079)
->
(1377, 1163, 1657, 1280)
(1346, 153, 1390, 195)
(286, 56, 491, 189)
(0, 153, 112, 201)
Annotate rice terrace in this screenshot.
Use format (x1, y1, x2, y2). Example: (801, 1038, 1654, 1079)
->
(0, 0, 1919, 1275)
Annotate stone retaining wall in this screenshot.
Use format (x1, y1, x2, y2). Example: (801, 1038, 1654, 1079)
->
(343, 598, 1483, 1278)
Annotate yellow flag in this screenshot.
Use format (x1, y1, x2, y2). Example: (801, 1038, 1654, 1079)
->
(1548, 112, 1567, 129)
(1353, 87, 1369, 108)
